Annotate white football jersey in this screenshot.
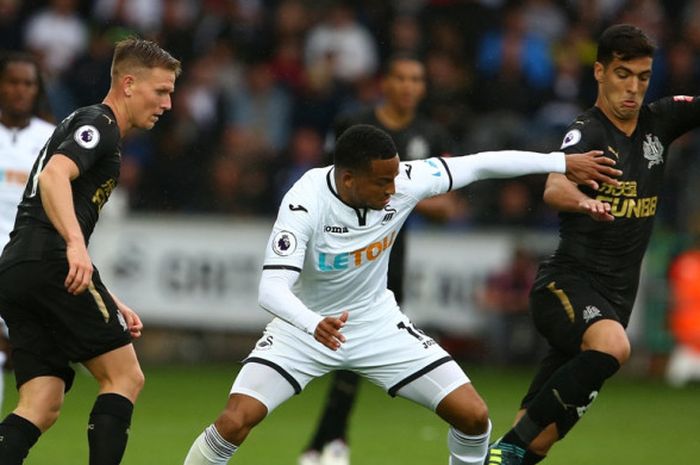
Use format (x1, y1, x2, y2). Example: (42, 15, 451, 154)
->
(0, 117, 55, 248)
(263, 157, 452, 326)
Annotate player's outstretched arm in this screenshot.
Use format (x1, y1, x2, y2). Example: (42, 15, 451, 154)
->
(443, 150, 619, 191)
(563, 150, 621, 190)
(544, 173, 615, 221)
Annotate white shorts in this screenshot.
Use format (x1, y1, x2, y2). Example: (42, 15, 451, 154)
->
(232, 308, 470, 412)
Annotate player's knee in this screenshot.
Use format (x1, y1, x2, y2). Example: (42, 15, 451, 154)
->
(118, 365, 145, 400)
(214, 409, 254, 445)
(131, 366, 146, 393)
(599, 339, 631, 365)
(42, 405, 62, 431)
(21, 402, 62, 432)
(454, 398, 490, 435)
(583, 322, 631, 365)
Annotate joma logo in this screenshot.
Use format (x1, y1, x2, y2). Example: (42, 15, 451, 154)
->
(324, 225, 349, 234)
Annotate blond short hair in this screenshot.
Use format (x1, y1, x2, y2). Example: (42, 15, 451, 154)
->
(110, 37, 182, 80)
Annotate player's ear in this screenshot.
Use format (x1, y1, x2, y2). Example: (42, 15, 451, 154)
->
(593, 62, 604, 83)
(340, 168, 355, 190)
(123, 75, 135, 97)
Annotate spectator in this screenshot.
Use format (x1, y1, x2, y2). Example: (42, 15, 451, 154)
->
(304, 1, 379, 83)
(477, 247, 542, 365)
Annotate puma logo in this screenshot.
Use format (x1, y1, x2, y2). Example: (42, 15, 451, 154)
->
(289, 204, 308, 212)
(607, 146, 620, 159)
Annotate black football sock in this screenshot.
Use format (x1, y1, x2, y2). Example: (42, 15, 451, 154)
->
(307, 370, 360, 451)
(88, 393, 134, 465)
(511, 350, 620, 446)
(523, 449, 545, 465)
(0, 413, 41, 465)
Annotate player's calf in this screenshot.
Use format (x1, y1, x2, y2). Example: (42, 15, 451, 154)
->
(498, 349, 620, 462)
(88, 393, 134, 465)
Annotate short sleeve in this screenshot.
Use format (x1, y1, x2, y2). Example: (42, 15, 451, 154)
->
(559, 118, 603, 156)
(397, 157, 452, 202)
(55, 111, 119, 174)
(263, 180, 316, 271)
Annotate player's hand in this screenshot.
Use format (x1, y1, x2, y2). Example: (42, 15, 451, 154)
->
(579, 198, 615, 222)
(118, 303, 144, 339)
(564, 150, 622, 190)
(314, 311, 348, 351)
(65, 242, 93, 295)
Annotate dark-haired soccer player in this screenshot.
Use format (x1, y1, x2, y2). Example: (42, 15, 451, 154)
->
(0, 38, 181, 465)
(299, 52, 458, 465)
(0, 51, 55, 416)
(487, 23, 700, 465)
(184, 123, 619, 465)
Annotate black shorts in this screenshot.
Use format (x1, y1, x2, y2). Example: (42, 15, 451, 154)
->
(0, 260, 132, 391)
(521, 273, 621, 407)
(529, 273, 621, 355)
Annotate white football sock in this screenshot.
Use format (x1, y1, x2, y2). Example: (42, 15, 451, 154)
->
(447, 420, 492, 465)
(184, 424, 238, 464)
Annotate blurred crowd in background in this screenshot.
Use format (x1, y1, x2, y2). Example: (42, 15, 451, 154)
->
(4, 0, 700, 232)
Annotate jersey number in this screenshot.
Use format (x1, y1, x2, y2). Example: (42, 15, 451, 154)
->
(397, 321, 424, 341)
(29, 144, 49, 198)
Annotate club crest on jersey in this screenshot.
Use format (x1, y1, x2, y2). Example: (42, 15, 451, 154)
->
(255, 335, 274, 350)
(272, 230, 297, 256)
(381, 205, 396, 225)
(74, 125, 100, 149)
(561, 129, 581, 149)
(642, 133, 664, 168)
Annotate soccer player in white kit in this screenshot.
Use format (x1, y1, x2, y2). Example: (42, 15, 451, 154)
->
(184, 124, 621, 465)
(0, 52, 55, 413)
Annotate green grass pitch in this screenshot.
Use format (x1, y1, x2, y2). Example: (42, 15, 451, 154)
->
(3, 363, 698, 464)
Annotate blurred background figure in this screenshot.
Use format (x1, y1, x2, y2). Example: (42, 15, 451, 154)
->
(476, 246, 542, 365)
(666, 223, 700, 387)
(0, 50, 55, 421)
(23, 0, 88, 119)
(304, 0, 378, 85)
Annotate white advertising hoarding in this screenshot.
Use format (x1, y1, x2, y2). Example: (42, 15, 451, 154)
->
(90, 215, 559, 333)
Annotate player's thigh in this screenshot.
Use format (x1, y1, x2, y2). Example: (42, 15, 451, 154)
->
(231, 362, 297, 414)
(351, 313, 465, 404)
(396, 360, 471, 412)
(234, 320, 339, 411)
(0, 263, 75, 391)
(530, 275, 620, 355)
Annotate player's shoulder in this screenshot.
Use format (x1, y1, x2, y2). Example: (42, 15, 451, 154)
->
(64, 104, 118, 130)
(279, 167, 331, 221)
(396, 157, 445, 183)
(285, 167, 330, 201)
(560, 107, 606, 150)
(648, 94, 698, 114)
(58, 104, 119, 149)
